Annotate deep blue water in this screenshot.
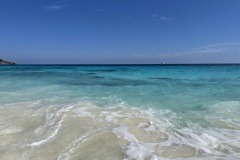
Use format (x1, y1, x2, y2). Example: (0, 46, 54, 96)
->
(1, 65, 240, 108)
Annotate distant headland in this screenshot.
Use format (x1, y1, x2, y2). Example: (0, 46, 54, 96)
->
(0, 59, 17, 65)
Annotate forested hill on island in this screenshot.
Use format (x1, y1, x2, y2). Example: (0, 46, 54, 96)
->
(0, 59, 17, 65)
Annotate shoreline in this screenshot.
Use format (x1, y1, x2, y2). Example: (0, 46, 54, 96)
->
(0, 59, 17, 65)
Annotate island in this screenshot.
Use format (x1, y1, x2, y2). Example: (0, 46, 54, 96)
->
(0, 59, 17, 65)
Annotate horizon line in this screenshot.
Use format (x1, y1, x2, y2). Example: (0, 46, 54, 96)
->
(2, 63, 240, 66)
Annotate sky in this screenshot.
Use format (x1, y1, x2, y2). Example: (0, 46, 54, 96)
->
(1, 0, 240, 64)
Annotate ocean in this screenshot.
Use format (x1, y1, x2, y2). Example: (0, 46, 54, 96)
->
(0, 65, 240, 160)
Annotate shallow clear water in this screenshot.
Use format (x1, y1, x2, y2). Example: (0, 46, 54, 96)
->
(0, 65, 240, 159)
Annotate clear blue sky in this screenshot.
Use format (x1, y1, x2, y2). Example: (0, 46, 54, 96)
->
(1, 0, 240, 64)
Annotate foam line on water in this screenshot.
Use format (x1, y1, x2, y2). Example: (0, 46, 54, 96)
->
(1, 99, 240, 159)
(113, 125, 157, 160)
(57, 129, 102, 160)
(30, 114, 65, 147)
(28, 105, 75, 147)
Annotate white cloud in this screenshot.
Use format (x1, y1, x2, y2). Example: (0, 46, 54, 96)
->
(160, 16, 173, 21)
(126, 16, 134, 20)
(131, 42, 240, 59)
(151, 15, 173, 21)
(45, 5, 65, 11)
(93, 8, 105, 12)
(158, 42, 240, 58)
(192, 42, 240, 51)
(131, 54, 151, 58)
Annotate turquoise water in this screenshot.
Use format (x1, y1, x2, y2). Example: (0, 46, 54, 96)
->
(1, 65, 240, 159)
